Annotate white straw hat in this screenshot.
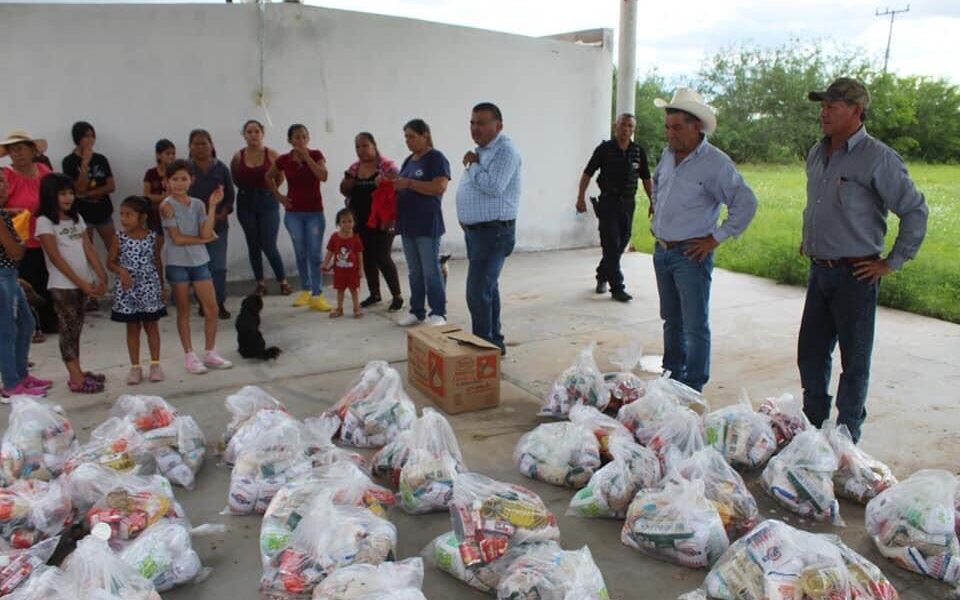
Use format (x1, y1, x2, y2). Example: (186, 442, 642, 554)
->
(654, 88, 717, 135)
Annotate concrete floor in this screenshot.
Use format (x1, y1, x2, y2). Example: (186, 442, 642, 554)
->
(6, 248, 959, 599)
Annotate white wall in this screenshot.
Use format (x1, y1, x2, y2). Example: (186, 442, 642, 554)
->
(0, 4, 612, 281)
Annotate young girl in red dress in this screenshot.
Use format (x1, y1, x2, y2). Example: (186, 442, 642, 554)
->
(322, 208, 364, 318)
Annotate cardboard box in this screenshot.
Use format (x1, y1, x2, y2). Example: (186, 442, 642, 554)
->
(407, 325, 501, 414)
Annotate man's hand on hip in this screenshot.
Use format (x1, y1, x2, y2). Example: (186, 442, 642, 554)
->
(684, 236, 719, 262)
(853, 258, 892, 283)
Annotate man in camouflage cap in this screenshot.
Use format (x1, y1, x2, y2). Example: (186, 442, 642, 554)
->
(798, 77, 928, 443)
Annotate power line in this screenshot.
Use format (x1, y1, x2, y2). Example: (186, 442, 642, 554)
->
(875, 5, 910, 74)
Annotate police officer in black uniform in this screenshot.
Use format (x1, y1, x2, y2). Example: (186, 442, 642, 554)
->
(577, 113, 652, 302)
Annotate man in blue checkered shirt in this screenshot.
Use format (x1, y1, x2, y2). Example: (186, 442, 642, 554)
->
(456, 102, 522, 355)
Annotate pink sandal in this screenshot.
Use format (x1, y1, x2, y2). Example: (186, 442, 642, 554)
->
(68, 378, 104, 394)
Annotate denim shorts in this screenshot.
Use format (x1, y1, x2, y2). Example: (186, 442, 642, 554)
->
(165, 263, 212, 284)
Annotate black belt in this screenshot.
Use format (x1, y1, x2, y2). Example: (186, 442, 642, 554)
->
(810, 255, 879, 268)
(656, 238, 699, 250)
(463, 219, 515, 231)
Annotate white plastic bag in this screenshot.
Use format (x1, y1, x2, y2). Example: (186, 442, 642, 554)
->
(328, 361, 416, 448)
(0, 536, 59, 596)
(4, 565, 78, 600)
(568, 435, 661, 519)
(617, 373, 708, 445)
(312, 557, 425, 600)
(701, 519, 898, 600)
(703, 393, 777, 469)
(514, 422, 601, 489)
(119, 522, 212, 592)
(260, 462, 395, 565)
(670, 447, 759, 538)
(64, 418, 156, 476)
(621, 478, 729, 569)
(222, 385, 287, 451)
(757, 392, 810, 450)
(761, 429, 843, 525)
(0, 397, 77, 484)
(259, 496, 396, 598)
(539, 344, 607, 418)
(62, 525, 162, 599)
(303, 416, 368, 472)
(424, 533, 560, 594)
(825, 422, 897, 504)
(569, 404, 632, 462)
(84, 472, 188, 546)
(602, 342, 647, 415)
(647, 405, 705, 475)
(224, 408, 301, 467)
(0, 479, 71, 550)
(865, 468, 960, 583)
(497, 544, 609, 600)
(449, 472, 559, 566)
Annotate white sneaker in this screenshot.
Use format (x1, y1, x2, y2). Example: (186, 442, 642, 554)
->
(203, 349, 233, 369)
(184, 352, 208, 375)
(426, 315, 447, 326)
(397, 313, 424, 327)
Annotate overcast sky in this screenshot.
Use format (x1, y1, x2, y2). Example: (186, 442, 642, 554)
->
(12, 0, 958, 83)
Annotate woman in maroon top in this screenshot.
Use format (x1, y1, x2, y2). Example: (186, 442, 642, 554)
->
(143, 139, 176, 234)
(266, 124, 331, 312)
(230, 120, 289, 297)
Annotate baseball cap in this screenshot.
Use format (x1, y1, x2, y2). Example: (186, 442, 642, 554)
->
(808, 77, 871, 109)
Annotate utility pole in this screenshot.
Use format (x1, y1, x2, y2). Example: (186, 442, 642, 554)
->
(876, 5, 910, 74)
(617, 0, 638, 117)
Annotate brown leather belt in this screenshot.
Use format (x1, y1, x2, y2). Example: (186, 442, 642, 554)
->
(810, 255, 879, 268)
(657, 238, 698, 250)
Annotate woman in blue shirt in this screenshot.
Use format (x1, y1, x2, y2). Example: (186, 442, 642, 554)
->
(392, 119, 450, 326)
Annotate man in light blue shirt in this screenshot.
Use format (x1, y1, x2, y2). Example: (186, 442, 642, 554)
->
(456, 102, 522, 354)
(651, 88, 758, 391)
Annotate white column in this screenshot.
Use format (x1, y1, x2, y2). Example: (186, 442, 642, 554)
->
(617, 0, 638, 116)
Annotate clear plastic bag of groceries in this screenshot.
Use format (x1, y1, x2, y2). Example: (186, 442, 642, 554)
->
(302, 416, 368, 472)
(569, 404, 632, 462)
(0, 479, 71, 550)
(539, 343, 607, 418)
(761, 429, 843, 525)
(757, 392, 810, 450)
(449, 472, 560, 566)
(312, 557, 425, 600)
(671, 447, 759, 538)
(0, 397, 78, 484)
(224, 407, 301, 467)
(0, 536, 59, 596)
(5, 565, 79, 600)
(568, 435, 662, 519)
(622, 478, 729, 569)
(110, 395, 178, 434)
(394, 409, 466, 514)
(602, 342, 647, 415)
(259, 496, 396, 598)
(514, 422, 601, 489)
(222, 385, 288, 452)
(617, 373, 709, 445)
(327, 361, 417, 448)
(647, 405, 706, 475)
(64, 417, 157, 476)
(496, 544, 609, 600)
(84, 471, 188, 546)
(260, 462, 395, 565)
(225, 414, 311, 516)
(62, 525, 162, 600)
(424, 533, 559, 594)
(703, 392, 777, 469)
(865, 469, 960, 583)
(699, 519, 898, 600)
(119, 521, 213, 592)
(372, 408, 463, 482)
(824, 422, 897, 504)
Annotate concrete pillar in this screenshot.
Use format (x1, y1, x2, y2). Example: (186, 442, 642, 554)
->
(617, 0, 638, 117)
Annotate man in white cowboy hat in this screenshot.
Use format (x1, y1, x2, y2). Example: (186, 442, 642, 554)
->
(799, 77, 927, 443)
(577, 113, 652, 302)
(650, 88, 757, 392)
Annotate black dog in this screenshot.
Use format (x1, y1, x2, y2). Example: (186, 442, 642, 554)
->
(235, 295, 281, 360)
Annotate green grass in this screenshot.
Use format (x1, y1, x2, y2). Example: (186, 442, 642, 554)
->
(631, 163, 960, 323)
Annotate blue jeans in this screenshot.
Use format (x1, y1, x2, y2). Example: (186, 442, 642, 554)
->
(236, 188, 286, 282)
(0, 269, 34, 389)
(284, 211, 325, 295)
(653, 243, 713, 392)
(465, 223, 515, 348)
(401, 236, 445, 320)
(206, 230, 228, 305)
(797, 262, 878, 443)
